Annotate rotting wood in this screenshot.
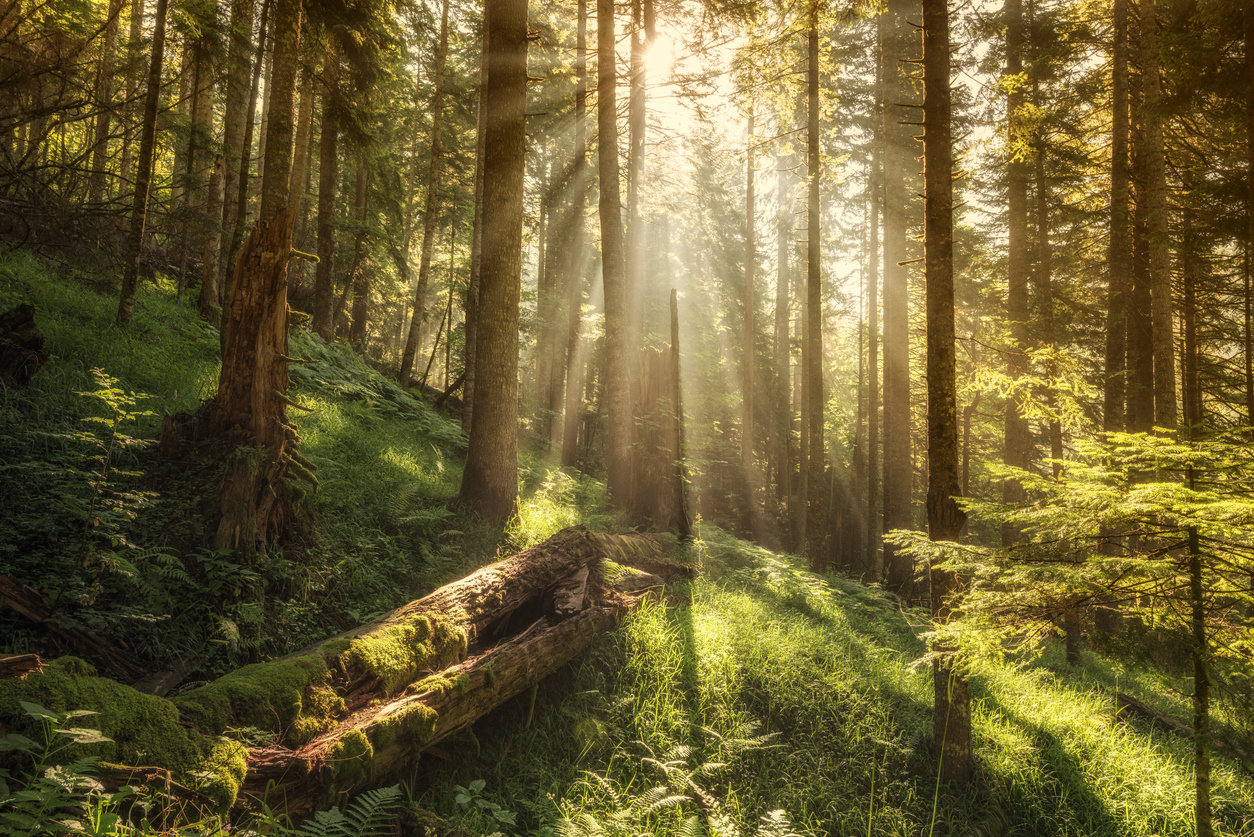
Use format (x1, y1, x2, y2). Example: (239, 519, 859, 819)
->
(0, 654, 43, 680)
(0, 527, 688, 822)
(0, 575, 146, 682)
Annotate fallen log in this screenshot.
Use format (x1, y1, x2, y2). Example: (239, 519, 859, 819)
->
(0, 526, 687, 822)
(0, 654, 43, 680)
(0, 574, 147, 682)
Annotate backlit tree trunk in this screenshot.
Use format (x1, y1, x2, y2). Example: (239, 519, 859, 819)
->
(774, 149, 793, 530)
(258, 0, 301, 223)
(743, 106, 759, 536)
(116, 0, 169, 328)
(1142, 0, 1174, 430)
(922, 0, 970, 784)
(1105, 0, 1130, 433)
(87, 0, 124, 204)
(348, 161, 370, 350)
(599, 0, 632, 508)
(218, 0, 255, 292)
(867, 23, 882, 576)
(1003, 0, 1030, 545)
(400, 0, 451, 385)
(805, 10, 826, 571)
(312, 41, 338, 340)
(459, 0, 528, 524)
(561, 0, 589, 469)
(465, 12, 491, 437)
(882, 0, 915, 597)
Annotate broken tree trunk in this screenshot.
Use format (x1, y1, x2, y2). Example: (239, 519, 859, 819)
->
(0, 527, 685, 822)
(205, 206, 317, 558)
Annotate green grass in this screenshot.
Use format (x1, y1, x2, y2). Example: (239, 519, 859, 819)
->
(415, 526, 1254, 837)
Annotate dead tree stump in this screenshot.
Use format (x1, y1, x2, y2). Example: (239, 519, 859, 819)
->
(211, 206, 313, 558)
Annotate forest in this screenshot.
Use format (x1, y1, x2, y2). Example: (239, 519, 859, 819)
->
(2, 0, 1254, 833)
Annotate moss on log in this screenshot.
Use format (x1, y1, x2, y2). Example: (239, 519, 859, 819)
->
(0, 526, 682, 821)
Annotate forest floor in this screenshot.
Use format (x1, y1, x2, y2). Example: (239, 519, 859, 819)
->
(1, 259, 1253, 836)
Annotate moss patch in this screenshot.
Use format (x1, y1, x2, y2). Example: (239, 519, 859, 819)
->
(413, 672, 470, 697)
(371, 702, 438, 751)
(327, 728, 373, 785)
(173, 655, 329, 736)
(0, 658, 204, 773)
(342, 613, 466, 695)
(197, 738, 249, 813)
(0, 658, 251, 811)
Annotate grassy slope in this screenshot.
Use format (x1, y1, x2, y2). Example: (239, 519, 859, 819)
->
(3, 258, 1252, 836)
(420, 530, 1254, 837)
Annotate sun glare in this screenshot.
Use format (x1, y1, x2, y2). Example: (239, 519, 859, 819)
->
(644, 33, 675, 81)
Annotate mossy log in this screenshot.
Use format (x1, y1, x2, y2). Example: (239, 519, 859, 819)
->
(0, 526, 686, 822)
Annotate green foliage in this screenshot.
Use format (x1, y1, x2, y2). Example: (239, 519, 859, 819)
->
(280, 785, 404, 837)
(508, 467, 619, 550)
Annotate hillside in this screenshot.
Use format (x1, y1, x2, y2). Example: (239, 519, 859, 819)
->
(1, 260, 1252, 836)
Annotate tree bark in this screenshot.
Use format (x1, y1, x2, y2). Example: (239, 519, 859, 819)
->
(742, 106, 759, 537)
(774, 150, 793, 530)
(116, 0, 169, 328)
(1127, 8, 1154, 434)
(348, 160, 370, 351)
(400, 0, 451, 386)
(1002, 0, 1030, 546)
(211, 207, 306, 558)
(1105, 0, 1130, 434)
(199, 155, 226, 323)
(805, 12, 826, 572)
(882, 0, 915, 598)
(599, 0, 633, 509)
(922, 0, 971, 784)
(117, 0, 145, 204)
(464, 11, 491, 437)
(88, 0, 124, 205)
(312, 40, 338, 341)
(459, 0, 528, 524)
(218, 0, 256, 297)
(1141, 0, 1174, 431)
(561, 0, 590, 468)
(867, 38, 882, 577)
(258, 0, 301, 223)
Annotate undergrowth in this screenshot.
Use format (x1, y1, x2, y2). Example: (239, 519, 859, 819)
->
(416, 526, 1254, 837)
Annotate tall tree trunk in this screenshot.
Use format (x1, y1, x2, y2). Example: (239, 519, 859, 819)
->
(458, 0, 528, 524)
(225, 0, 271, 344)
(743, 106, 758, 536)
(561, 0, 589, 468)
(922, 0, 970, 784)
(199, 154, 226, 322)
(259, 0, 301, 223)
(116, 0, 169, 328)
(626, 0, 649, 364)
(805, 11, 826, 572)
(1187, 522, 1213, 837)
(1142, 0, 1174, 430)
(1105, 0, 1130, 433)
(211, 207, 305, 557)
(218, 0, 255, 302)
(312, 41, 338, 340)
(882, 0, 915, 598)
(1127, 9, 1154, 433)
(118, 0, 144, 203)
(1003, 0, 1030, 545)
(348, 161, 369, 350)
(774, 150, 793, 525)
(1245, 3, 1254, 428)
(464, 11, 491, 437)
(599, 0, 632, 509)
(88, 0, 124, 204)
(288, 44, 316, 249)
(867, 24, 882, 577)
(400, 0, 451, 385)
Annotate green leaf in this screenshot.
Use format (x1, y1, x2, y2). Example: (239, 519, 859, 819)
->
(20, 701, 58, 720)
(0, 734, 38, 752)
(55, 727, 113, 745)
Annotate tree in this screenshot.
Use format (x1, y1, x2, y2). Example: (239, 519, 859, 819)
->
(258, 0, 301, 223)
(312, 39, 339, 340)
(881, 0, 916, 597)
(1104, 0, 1130, 433)
(922, 0, 970, 784)
(805, 5, 826, 571)
(399, 0, 452, 386)
(599, 0, 632, 509)
(459, 0, 529, 523)
(116, 0, 169, 328)
(560, 0, 590, 469)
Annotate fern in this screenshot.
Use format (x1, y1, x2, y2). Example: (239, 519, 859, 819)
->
(287, 785, 403, 837)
